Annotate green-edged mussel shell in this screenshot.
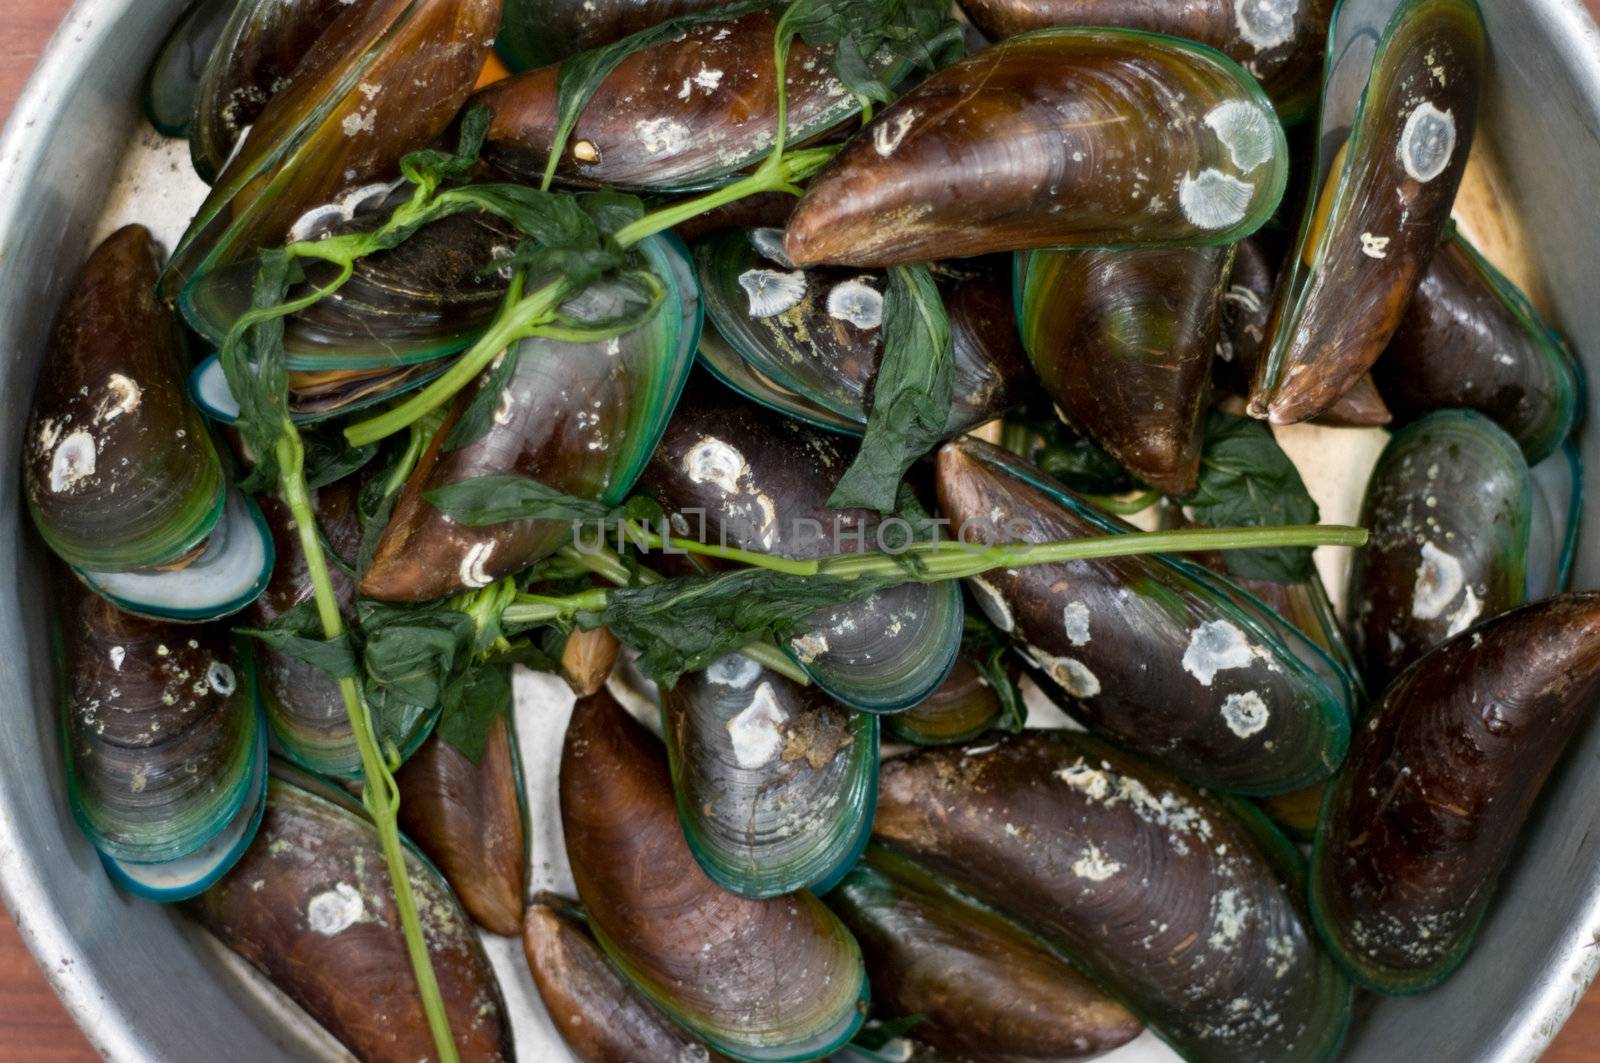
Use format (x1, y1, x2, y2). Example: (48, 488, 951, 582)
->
(885, 654, 1005, 746)
(1311, 593, 1600, 993)
(936, 437, 1352, 795)
(190, 0, 361, 184)
(828, 846, 1144, 1060)
(142, 0, 236, 139)
(661, 655, 877, 898)
(1250, 0, 1486, 424)
(875, 732, 1353, 1062)
(1375, 230, 1582, 462)
(160, 0, 500, 299)
(1018, 244, 1233, 496)
(26, 226, 225, 573)
(638, 381, 964, 714)
(785, 27, 1289, 267)
(958, 0, 1337, 119)
(188, 761, 514, 1059)
(395, 711, 529, 936)
(698, 229, 1028, 438)
(361, 234, 699, 602)
(562, 690, 868, 1062)
(476, 8, 898, 192)
(498, 0, 729, 71)
(58, 577, 259, 868)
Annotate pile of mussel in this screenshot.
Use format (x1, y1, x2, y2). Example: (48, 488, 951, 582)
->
(22, 0, 1598, 1058)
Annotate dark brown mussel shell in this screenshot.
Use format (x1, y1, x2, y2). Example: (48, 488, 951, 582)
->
(523, 898, 729, 1063)
(886, 653, 1006, 746)
(142, 0, 236, 139)
(395, 711, 527, 936)
(498, 0, 728, 71)
(875, 732, 1353, 1061)
(1018, 244, 1233, 496)
(190, 0, 354, 183)
(959, 0, 1337, 118)
(161, 0, 501, 298)
(561, 690, 868, 1060)
(1374, 230, 1582, 461)
(188, 762, 514, 1060)
(698, 229, 1029, 437)
(936, 437, 1352, 794)
(1311, 593, 1600, 992)
(1249, 0, 1486, 424)
(361, 236, 697, 601)
(785, 28, 1287, 267)
(637, 381, 964, 713)
(828, 846, 1143, 1060)
(475, 9, 887, 191)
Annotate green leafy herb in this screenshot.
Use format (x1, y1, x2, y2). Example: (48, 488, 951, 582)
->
(425, 475, 615, 526)
(582, 568, 899, 686)
(827, 264, 954, 512)
(400, 104, 493, 195)
(442, 347, 519, 453)
(960, 612, 1026, 732)
(359, 600, 480, 721)
(435, 664, 512, 763)
(237, 600, 360, 679)
(1007, 402, 1138, 496)
(777, 0, 961, 103)
(1179, 411, 1320, 584)
(220, 249, 295, 492)
(302, 425, 378, 489)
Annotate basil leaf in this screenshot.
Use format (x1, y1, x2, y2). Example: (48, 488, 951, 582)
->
(778, 0, 961, 102)
(220, 248, 295, 493)
(827, 264, 953, 512)
(436, 664, 512, 763)
(425, 475, 615, 526)
(443, 348, 519, 453)
(1179, 411, 1320, 584)
(583, 569, 899, 686)
(959, 612, 1025, 732)
(302, 425, 377, 489)
(237, 600, 360, 680)
(358, 600, 479, 714)
(400, 104, 492, 191)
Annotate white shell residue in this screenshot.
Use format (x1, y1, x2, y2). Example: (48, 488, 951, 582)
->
(826, 279, 884, 330)
(706, 653, 762, 689)
(726, 682, 788, 769)
(1235, 0, 1299, 51)
(95, 373, 142, 423)
(49, 430, 97, 494)
(460, 540, 497, 590)
(1072, 844, 1123, 881)
(967, 575, 1014, 633)
(1221, 691, 1270, 738)
(634, 116, 691, 156)
(737, 268, 807, 318)
(1027, 647, 1101, 699)
(872, 108, 918, 157)
(1181, 620, 1260, 686)
(307, 883, 365, 936)
(1178, 169, 1254, 231)
(683, 437, 750, 495)
(1062, 601, 1092, 647)
(206, 661, 237, 697)
(1204, 101, 1276, 174)
(790, 631, 830, 665)
(1360, 232, 1392, 259)
(1411, 540, 1466, 621)
(1399, 102, 1457, 183)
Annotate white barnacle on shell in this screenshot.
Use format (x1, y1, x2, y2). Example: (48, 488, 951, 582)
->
(826, 279, 883, 330)
(737, 269, 807, 318)
(49, 430, 97, 494)
(872, 108, 918, 157)
(1234, 0, 1300, 51)
(1398, 102, 1457, 183)
(725, 682, 788, 769)
(1204, 101, 1276, 174)
(1221, 691, 1270, 738)
(307, 883, 365, 936)
(460, 540, 497, 589)
(1178, 169, 1255, 231)
(683, 437, 750, 494)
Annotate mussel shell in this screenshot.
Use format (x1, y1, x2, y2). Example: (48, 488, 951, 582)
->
(885, 655, 1004, 746)
(936, 437, 1352, 795)
(523, 899, 728, 1063)
(26, 225, 225, 573)
(1249, 0, 1486, 424)
(58, 577, 259, 868)
(182, 199, 517, 371)
(190, 0, 354, 183)
(1375, 231, 1582, 462)
(1346, 410, 1536, 691)
(661, 655, 878, 898)
(191, 352, 457, 425)
(1311, 593, 1600, 992)
(361, 234, 699, 602)
(561, 690, 868, 1061)
(188, 763, 514, 1060)
(476, 9, 887, 191)
(638, 381, 964, 714)
(785, 28, 1288, 267)
(698, 230, 1029, 438)
(875, 732, 1353, 1062)
(829, 847, 1143, 1060)
(498, 0, 729, 71)
(395, 713, 528, 936)
(161, 0, 500, 298)
(1018, 244, 1233, 496)
(142, 0, 236, 138)
(958, 0, 1337, 118)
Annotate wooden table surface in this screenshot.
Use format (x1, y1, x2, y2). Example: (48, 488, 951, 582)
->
(4, 1, 1600, 1059)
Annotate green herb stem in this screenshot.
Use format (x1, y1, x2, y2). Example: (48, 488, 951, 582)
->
(272, 431, 459, 1063)
(1084, 489, 1161, 516)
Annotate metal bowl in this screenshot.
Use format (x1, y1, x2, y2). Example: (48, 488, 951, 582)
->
(2, 1, 1599, 1059)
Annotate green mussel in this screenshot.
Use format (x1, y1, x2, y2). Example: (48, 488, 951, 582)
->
(785, 28, 1289, 267)
(885, 651, 1008, 746)
(1249, 0, 1486, 424)
(1312, 593, 1600, 993)
(875, 732, 1353, 1062)
(58, 576, 266, 902)
(189, 762, 514, 1060)
(1346, 409, 1581, 692)
(638, 381, 964, 714)
(142, 0, 236, 139)
(361, 234, 699, 601)
(1374, 229, 1582, 462)
(562, 690, 868, 1061)
(697, 229, 1029, 438)
(828, 846, 1144, 1060)
(661, 654, 878, 898)
(936, 437, 1353, 795)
